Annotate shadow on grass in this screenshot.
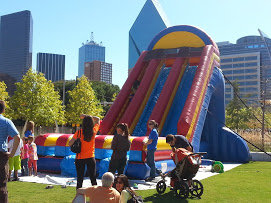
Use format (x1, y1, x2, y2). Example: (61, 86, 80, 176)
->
(143, 190, 190, 203)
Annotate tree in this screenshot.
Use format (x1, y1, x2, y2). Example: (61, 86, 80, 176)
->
(226, 81, 252, 129)
(54, 80, 77, 106)
(0, 81, 11, 118)
(9, 69, 65, 126)
(90, 81, 120, 102)
(66, 76, 103, 124)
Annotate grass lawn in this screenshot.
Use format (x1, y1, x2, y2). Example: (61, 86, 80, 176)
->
(8, 162, 271, 203)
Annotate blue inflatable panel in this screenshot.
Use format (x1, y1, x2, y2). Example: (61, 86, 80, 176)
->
(98, 158, 110, 178)
(126, 162, 150, 179)
(37, 156, 63, 173)
(95, 149, 113, 160)
(126, 159, 176, 179)
(60, 155, 100, 177)
(37, 145, 44, 155)
(129, 151, 142, 162)
(55, 146, 75, 157)
(37, 146, 55, 156)
(60, 155, 77, 176)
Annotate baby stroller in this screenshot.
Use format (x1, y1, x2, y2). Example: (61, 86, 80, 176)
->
(156, 148, 206, 199)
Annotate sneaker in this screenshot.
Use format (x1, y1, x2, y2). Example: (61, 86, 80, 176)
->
(145, 177, 155, 182)
(45, 185, 54, 189)
(12, 177, 19, 181)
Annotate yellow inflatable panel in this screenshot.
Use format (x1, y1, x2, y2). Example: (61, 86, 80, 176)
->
(103, 136, 114, 149)
(102, 136, 136, 149)
(153, 31, 205, 50)
(65, 135, 73, 147)
(44, 134, 60, 146)
(157, 139, 172, 150)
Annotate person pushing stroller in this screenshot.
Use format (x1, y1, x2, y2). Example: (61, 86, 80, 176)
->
(166, 134, 193, 153)
(155, 134, 205, 199)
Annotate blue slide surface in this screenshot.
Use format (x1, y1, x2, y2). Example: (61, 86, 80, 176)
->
(161, 66, 197, 137)
(133, 66, 171, 136)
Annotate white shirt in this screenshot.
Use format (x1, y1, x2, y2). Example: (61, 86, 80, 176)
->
(8, 138, 23, 156)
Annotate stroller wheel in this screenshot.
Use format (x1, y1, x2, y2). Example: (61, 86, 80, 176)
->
(156, 180, 166, 194)
(174, 181, 189, 199)
(190, 180, 204, 198)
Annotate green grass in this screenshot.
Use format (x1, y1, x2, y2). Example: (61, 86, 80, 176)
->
(8, 162, 271, 203)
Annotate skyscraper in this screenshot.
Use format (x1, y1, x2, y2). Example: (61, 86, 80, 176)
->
(218, 35, 271, 104)
(0, 10, 33, 93)
(128, 0, 169, 73)
(84, 61, 112, 84)
(37, 53, 65, 82)
(78, 37, 105, 78)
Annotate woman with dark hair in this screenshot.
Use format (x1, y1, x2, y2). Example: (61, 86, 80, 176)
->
(144, 120, 161, 181)
(108, 123, 131, 175)
(113, 174, 137, 203)
(69, 115, 100, 189)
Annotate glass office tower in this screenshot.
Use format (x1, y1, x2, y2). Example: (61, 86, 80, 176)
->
(0, 10, 33, 93)
(78, 40, 105, 78)
(128, 0, 169, 74)
(218, 36, 271, 105)
(37, 53, 65, 82)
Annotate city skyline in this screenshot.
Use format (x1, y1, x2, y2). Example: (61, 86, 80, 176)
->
(0, 10, 32, 93)
(37, 52, 65, 82)
(1, 0, 271, 88)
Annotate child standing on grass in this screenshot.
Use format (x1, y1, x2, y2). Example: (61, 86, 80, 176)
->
(8, 138, 23, 181)
(21, 137, 29, 176)
(28, 136, 38, 176)
(108, 123, 131, 175)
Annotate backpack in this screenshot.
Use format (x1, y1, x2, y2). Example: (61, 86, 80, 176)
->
(126, 189, 144, 203)
(70, 130, 82, 153)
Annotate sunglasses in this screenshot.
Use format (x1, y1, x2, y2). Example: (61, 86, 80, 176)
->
(116, 181, 123, 184)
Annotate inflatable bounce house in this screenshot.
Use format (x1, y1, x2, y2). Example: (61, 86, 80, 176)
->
(35, 25, 250, 179)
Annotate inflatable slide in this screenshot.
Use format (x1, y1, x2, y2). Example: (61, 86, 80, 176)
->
(36, 25, 250, 179)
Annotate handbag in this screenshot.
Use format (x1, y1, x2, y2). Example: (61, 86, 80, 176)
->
(126, 189, 144, 203)
(70, 130, 82, 153)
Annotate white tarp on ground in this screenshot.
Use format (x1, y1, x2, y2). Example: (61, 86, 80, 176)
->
(17, 163, 240, 190)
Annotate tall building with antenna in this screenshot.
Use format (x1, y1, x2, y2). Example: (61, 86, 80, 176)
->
(78, 32, 105, 77)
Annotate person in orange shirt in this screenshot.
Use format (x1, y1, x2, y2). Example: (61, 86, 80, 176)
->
(69, 115, 100, 189)
(72, 172, 120, 203)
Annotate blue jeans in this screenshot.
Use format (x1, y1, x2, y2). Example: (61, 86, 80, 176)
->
(146, 149, 160, 178)
(21, 158, 28, 176)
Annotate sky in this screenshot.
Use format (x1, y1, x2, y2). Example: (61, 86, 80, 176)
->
(1, 0, 271, 88)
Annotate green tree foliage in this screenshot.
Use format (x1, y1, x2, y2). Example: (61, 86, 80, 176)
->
(9, 69, 65, 126)
(0, 81, 11, 118)
(90, 81, 120, 102)
(0, 81, 8, 101)
(226, 81, 252, 129)
(54, 80, 76, 106)
(66, 76, 103, 124)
